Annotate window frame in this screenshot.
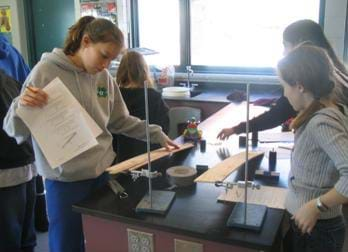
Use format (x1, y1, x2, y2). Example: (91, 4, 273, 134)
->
(344, 0, 348, 64)
(130, 0, 326, 75)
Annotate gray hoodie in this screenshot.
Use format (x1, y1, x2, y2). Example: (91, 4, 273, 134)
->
(3, 48, 167, 182)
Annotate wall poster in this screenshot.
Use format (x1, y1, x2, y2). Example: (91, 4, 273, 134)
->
(0, 5, 12, 43)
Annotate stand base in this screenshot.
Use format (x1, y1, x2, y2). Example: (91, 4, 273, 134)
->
(136, 190, 175, 214)
(227, 203, 267, 231)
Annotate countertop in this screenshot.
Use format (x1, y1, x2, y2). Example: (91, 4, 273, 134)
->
(161, 85, 282, 104)
(73, 102, 289, 251)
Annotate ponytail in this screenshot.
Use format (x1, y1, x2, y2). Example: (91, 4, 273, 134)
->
(64, 16, 124, 56)
(64, 16, 95, 55)
(290, 100, 325, 130)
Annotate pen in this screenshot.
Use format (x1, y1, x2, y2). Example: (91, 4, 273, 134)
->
(26, 85, 37, 93)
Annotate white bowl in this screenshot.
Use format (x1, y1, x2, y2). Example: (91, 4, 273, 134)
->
(162, 87, 190, 98)
(166, 166, 197, 187)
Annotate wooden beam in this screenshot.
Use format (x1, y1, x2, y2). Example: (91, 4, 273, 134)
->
(194, 151, 264, 183)
(106, 143, 194, 175)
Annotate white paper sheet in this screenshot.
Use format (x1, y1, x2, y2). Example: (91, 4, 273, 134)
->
(258, 131, 294, 143)
(218, 185, 288, 209)
(16, 77, 102, 168)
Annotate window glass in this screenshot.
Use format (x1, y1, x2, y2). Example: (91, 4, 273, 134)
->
(190, 0, 320, 68)
(138, 0, 180, 65)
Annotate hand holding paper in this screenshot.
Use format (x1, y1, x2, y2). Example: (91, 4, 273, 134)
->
(16, 77, 102, 168)
(20, 85, 48, 107)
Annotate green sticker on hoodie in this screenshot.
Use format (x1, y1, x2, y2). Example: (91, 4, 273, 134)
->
(97, 87, 108, 97)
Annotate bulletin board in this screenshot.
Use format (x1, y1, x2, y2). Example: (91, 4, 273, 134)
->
(80, 1, 117, 25)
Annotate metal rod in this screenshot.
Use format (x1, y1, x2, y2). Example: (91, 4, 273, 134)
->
(144, 81, 152, 208)
(244, 83, 250, 223)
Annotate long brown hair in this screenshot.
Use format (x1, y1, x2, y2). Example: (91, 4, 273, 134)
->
(283, 19, 348, 104)
(277, 45, 335, 130)
(116, 50, 154, 88)
(283, 19, 346, 73)
(63, 16, 124, 55)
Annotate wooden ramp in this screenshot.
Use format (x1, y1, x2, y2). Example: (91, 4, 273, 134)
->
(106, 143, 194, 175)
(194, 151, 264, 183)
(218, 185, 287, 209)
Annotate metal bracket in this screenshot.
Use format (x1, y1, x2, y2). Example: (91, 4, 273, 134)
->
(130, 169, 162, 181)
(215, 180, 261, 194)
(108, 179, 128, 199)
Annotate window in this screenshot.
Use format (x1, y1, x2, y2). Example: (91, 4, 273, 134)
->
(137, 0, 180, 65)
(133, 0, 323, 74)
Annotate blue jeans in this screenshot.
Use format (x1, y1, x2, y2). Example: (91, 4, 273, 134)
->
(45, 172, 109, 252)
(0, 178, 36, 252)
(284, 215, 346, 252)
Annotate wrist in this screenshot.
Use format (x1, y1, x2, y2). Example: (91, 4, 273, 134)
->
(316, 197, 329, 213)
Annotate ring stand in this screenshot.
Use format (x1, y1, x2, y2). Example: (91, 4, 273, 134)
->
(133, 79, 175, 214)
(220, 83, 267, 231)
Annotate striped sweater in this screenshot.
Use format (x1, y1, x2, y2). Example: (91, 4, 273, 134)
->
(285, 105, 348, 219)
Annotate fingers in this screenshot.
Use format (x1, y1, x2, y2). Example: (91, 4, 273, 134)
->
(217, 130, 229, 140)
(293, 216, 313, 234)
(20, 86, 48, 107)
(305, 226, 313, 234)
(217, 128, 234, 140)
(165, 138, 180, 151)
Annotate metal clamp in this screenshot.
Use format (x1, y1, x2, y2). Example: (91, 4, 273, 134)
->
(215, 180, 261, 194)
(130, 169, 162, 181)
(236, 181, 261, 190)
(108, 179, 128, 199)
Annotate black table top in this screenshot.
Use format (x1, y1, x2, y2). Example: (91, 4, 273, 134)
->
(73, 103, 290, 251)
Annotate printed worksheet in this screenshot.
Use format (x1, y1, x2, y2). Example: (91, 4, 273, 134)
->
(17, 77, 102, 168)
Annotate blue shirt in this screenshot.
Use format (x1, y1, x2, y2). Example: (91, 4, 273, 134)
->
(0, 34, 30, 84)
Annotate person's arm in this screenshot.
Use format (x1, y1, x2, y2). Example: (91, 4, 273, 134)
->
(234, 96, 297, 134)
(1, 72, 32, 143)
(2, 65, 48, 144)
(217, 96, 296, 140)
(293, 113, 348, 234)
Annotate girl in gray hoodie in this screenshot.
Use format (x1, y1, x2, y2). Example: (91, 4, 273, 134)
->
(3, 16, 178, 252)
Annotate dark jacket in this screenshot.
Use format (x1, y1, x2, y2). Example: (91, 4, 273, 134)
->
(0, 70, 34, 169)
(113, 88, 169, 162)
(233, 95, 297, 134)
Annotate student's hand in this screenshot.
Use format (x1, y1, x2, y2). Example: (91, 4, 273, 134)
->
(163, 137, 180, 151)
(20, 86, 48, 107)
(217, 127, 235, 140)
(292, 199, 320, 234)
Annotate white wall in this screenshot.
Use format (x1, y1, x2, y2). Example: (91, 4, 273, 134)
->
(0, 0, 28, 62)
(324, 0, 347, 60)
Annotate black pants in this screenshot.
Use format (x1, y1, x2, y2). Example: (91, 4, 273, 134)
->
(283, 215, 345, 252)
(0, 178, 36, 252)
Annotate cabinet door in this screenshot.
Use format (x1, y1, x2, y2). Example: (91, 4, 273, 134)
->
(25, 0, 75, 65)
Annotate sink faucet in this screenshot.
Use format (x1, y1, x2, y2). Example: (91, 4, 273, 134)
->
(186, 65, 194, 90)
(179, 66, 198, 90)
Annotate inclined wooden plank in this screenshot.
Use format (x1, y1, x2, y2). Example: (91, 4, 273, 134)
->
(106, 143, 194, 174)
(194, 151, 264, 183)
(218, 185, 288, 209)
